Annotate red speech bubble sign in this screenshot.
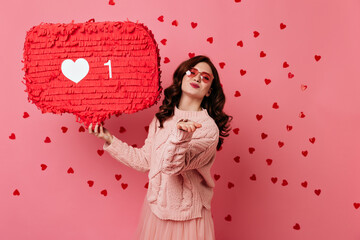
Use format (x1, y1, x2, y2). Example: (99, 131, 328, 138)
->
(22, 19, 162, 128)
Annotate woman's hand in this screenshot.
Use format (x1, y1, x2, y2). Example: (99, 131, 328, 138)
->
(176, 119, 202, 132)
(88, 123, 114, 145)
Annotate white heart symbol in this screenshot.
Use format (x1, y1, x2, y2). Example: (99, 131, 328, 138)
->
(61, 58, 89, 83)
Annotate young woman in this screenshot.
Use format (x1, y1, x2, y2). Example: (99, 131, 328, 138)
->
(89, 55, 232, 240)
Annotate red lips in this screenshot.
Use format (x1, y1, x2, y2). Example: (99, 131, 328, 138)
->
(190, 83, 199, 88)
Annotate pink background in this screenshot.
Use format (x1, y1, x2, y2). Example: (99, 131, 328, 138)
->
(1, 0, 360, 239)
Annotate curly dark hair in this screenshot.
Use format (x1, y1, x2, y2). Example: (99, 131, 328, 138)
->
(155, 55, 233, 150)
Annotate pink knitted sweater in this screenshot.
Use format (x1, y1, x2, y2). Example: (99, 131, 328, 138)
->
(103, 106, 219, 221)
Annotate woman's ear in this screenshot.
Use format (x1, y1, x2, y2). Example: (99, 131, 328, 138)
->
(206, 88, 212, 97)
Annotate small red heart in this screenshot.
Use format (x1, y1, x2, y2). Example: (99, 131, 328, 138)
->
(13, 189, 20, 196)
(40, 164, 47, 170)
(249, 147, 255, 154)
(207, 37, 213, 43)
(108, 0, 115, 5)
(188, 52, 195, 58)
(301, 84, 307, 91)
(353, 203, 360, 209)
(283, 61, 289, 68)
(144, 182, 149, 189)
(302, 150, 308, 157)
(214, 174, 220, 180)
(256, 114, 263, 121)
(225, 214, 232, 221)
(282, 179, 288, 186)
(67, 167, 74, 174)
(272, 102, 279, 109)
(228, 182, 234, 189)
(240, 69, 246, 76)
(234, 156, 240, 163)
(234, 91, 241, 97)
(261, 133, 268, 139)
(253, 31, 259, 38)
(299, 112, 305, 118)
(115, 174, 122, 181)
(278, 141, 284, 148)
(301, 181, 307, 188)
(101, 189, 107, 196)
(266, 159, 272, 165)
(145, 126, 149, 133)
(23, 112, 30, 118)
(260, 51, 266, 57)
(280, 23, 286, 29)
(87, 180, 94, 187)
(44, 137, 51, 143)
(61, 126, 68, 133)
(293, 223, 300, 230)
(131, 144, 137, 147)
(233, 128, 239, 134)
(271, 177, 277, 183)
(219, 62, 225, 69)
(172, 20, 178, 26)
(286, 125, 293, 131)
(160, 39, 167, 45)
(235, 0, 241, 2)
(314, 55, 321, 61)
(236, 41, 243, 47)
(97, 150, 104, 156)
(264, 78, 271, 85)
(9, 133, 16, 140)
(164, 57, 170, 63)
(121, 183, 128, 189)
(119, 126, 126, 133)
(79, 126, 85, 132)
(314, 189, 321, 196)
(158, 15, 164, 22)
(288, 72, 294, 78)
(250, 174, 256, 181)
(309, 137, 315, 144)
(191, 22, 197, 28)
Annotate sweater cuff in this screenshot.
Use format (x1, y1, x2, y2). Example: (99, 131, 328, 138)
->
(103, 135, 120, 153)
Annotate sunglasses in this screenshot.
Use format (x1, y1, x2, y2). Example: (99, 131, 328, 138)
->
(185, 68, 214, 83)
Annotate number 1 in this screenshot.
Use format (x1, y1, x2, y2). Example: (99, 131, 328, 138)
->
(104, 60, 112, 78)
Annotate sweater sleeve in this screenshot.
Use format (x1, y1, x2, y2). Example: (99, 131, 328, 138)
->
(160, 119, 219, 176)
(102, 116, 157, 172)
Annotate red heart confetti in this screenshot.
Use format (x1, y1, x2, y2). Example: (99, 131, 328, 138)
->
(219, 62, 225, 69)
(266, 159, 272, 165)
(288, 72, 294, 78)
(286, 125, 293, 131)
(301, 84, 307, 91)
(234, 91, 241, 97)
(158, 16, 164, 22)
(264, 78, 271, 85)
(87, 180, 94, 187)
(272, 102, 279, 109)
(235, 0, 241, 3)
(115, 174, 122, 181)
(225, 215, 232, 221)
(314, 189, 321, 196)
(353, 203, 360, 209)
(23, 112, 29, 118)
(164, 57, 170, 63)
(280, 23, 286, 29)
(253, 31, 259, 38)
(249, 147, 255, 154)
(293, 223, 300, 230)
(207, 37, 213, 43)
(309, 137, 316, 144)
(145, 125, 149, 133)
(97, 150, 104, 156)
(260, 51, 266, 57)
(40, 164, 47, 170)
(234, 156, 240, 163)
(228, 182, 234, 189)
(236, 40, 243, 47)
(172, 20, 178, 26)
(9, 133, 16, 140)
(233, 128, 239, 134)
(240, 69, 246, 76)
(44, 137, 51, 143)
(256, 114, 263, 121)
(299, 112, 305, 118)
(121, 183, 128, 189)
(61, 126, 68, 133)
(22, 20, 162, 128)
(283, 62, 289, 68)
(301, 181, 308, 188)
(314, 55, 321, 61)
(271, 177, 277, 184)
(282, 179, 288, 186)
(101, 189, 107, 196)
(261, 133, 268, 139)
(160, 39, 167, 45)
(119, 126, 126, 133)
(67, 167, 74, 174)
(79, 126, 85, 132)
(278, 141, 284, 148)
(108, 0, 115, 5)
(191, 22, 197, 28)
(144, 182, 149, 189)
(214, 174, 220, 180)
(13, 189, 20, 196)
(188, 52, 195, 58)
(250, 174, 256, 181)
(302, 150, 308, 157)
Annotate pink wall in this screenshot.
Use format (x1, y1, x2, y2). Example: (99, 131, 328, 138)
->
(1, 0, 360, 239)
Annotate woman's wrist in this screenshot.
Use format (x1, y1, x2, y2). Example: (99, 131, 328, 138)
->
(106, 135, 113, 145)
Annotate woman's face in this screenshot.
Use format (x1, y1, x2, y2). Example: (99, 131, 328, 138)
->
(181, 62, 213, 100)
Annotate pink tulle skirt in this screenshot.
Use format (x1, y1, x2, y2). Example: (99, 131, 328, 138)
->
(133, 196, 215, 240)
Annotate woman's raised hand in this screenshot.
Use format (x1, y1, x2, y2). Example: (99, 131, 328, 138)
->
(176, 119, 202, 132)
(88, 123, 114, 145)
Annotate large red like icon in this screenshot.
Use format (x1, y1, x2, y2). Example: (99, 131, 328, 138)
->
(22, 19, 162, 128)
